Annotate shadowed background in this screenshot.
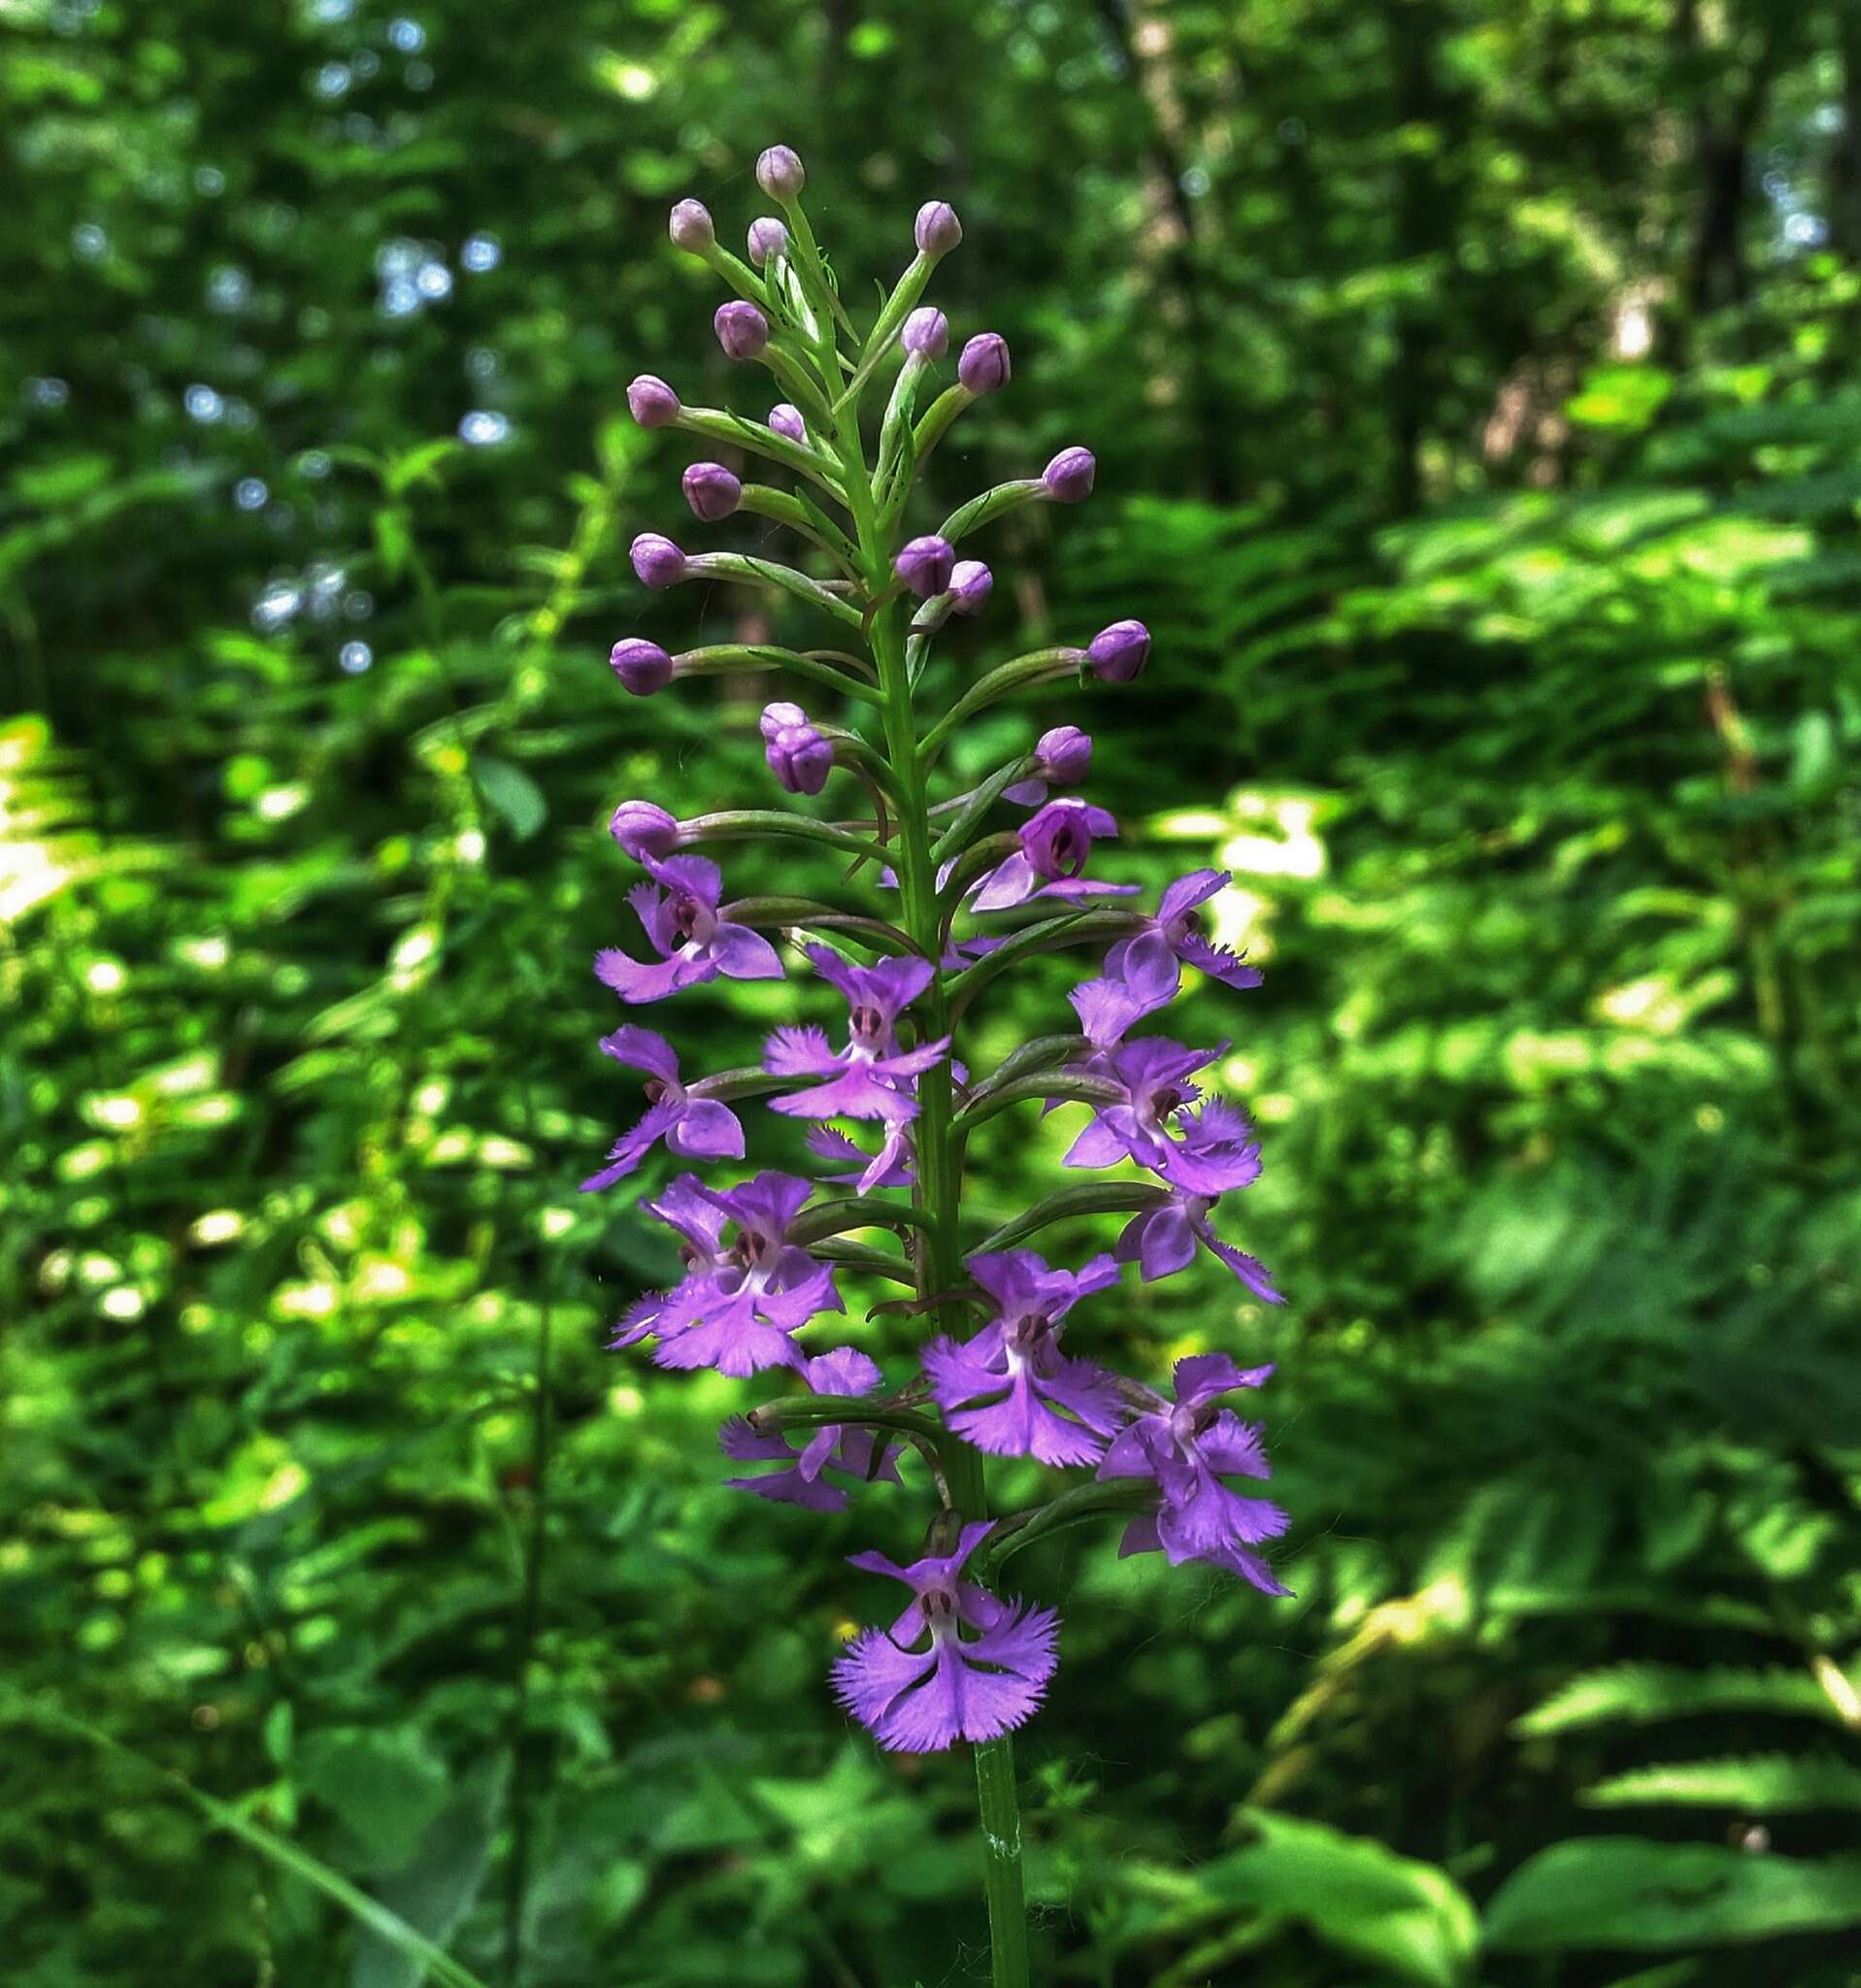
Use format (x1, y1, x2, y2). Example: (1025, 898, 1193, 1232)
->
(4, 2, 1860, 1983)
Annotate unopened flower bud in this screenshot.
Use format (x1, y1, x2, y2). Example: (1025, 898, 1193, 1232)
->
(610, 799, 679, 859)
(1034, 725, 1092, 783)
(668, 199, 714, 253)
(759, 701, 808, 741)
(958, 332, 1011, 395)
(768, 403, 807, 444)
(1043, 446, 1096, 504)
(949, 558, 993, 616)
(629, 534, 688, 589)
(895, 534, 955, 598)
(714, 301, 770, 361)
(627, 374, 681, 429)
(747, 215, 789, 266)
(610, 637, 674, 694)
(1087, 618, 1149, 683)
(901, 307, 949, 359)
(681, 461, 743, 521)
(763, 705, 833, 795)
(914, 200, 963, 258)
(756, 145, 806, 201)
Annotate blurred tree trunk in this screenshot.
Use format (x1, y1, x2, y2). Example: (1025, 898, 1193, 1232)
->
(1093, 0, 1236, 500)
(1831, 2, 1861, 262)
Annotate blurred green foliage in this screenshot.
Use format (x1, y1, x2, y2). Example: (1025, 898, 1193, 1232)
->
(3, 0, 1859, 1983)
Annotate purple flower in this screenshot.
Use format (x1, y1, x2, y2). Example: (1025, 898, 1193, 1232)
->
(682, 461, 743, 521)
(948, 559, 992, 616)
(719, 1346, 899, 1511)
(610, 637, 674, 695)
(914, 200, 962, 257)
(627, 374, 680, 428)
(972, 797, 1137, 913)
(1087, 618, 1149, 683)
(580, 1025, 745, 1189)
(1042, 447, 1096, 504)
(894, 535, 954, 598)
(1061, 1039, 1264, 1195)
(768, 402, 807, 443)
(609, 799, 679, 862)
(668, 198, 714, 252)
(747, 215, 788, 266)
(832, 1523, 1059, 1752)
(1115, 1184, 1282, 1303)
(756, 144, 806, 200)
(958, 333, 1011, 395)
(923, 1250, 1125, 1466)
(630, 534, 687, 589)
(613, 1171, 844, 1376)
(1104, 868, 1263, 1001)
(806, 1123, 915, 1189)
(765, 944, 949, 1143)
(1004, 725, 1092, 806)
(1096, 1354, 1290, 1593)
(901, 307, 948, 359)
(595, 853, 783, 1004)
(761, 702, 834, 795)
(714, 300, 770, 361)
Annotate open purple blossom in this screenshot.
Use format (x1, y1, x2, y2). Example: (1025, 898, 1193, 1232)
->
(1116, 1183, 1282, 1303)
(580, 1025, 745, 1189)
(595, 853, 783, 1004)
(924, 1250, 1124, 1465)
(765, 945, 949, 1136)
(833, 1523, 1059, 1752)
(613, 1171, 844, 1376)
(1004, 725, 1092, 807)
(1096, 1354, 1290, 1594)
(972, 798, 1138, 912)
(1105, 869, 1263, 1001)
(1062, 1038, 1265, 1195)
(719, 1347, 899, 1510)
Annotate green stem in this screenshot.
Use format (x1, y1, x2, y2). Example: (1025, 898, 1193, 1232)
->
(829, 381, 1032, 1988)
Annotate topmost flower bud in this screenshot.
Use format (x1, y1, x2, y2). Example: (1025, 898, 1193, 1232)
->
(756, 146, 806, 201)
(914, 200, 963, 258)
(747, 216, 789, 267)
(668, 199, 714, 254)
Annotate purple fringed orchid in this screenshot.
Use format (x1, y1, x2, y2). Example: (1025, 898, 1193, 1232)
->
(612, 1171, 843, 1376)
(832, 1523, 1059, 1752)
(595, 149, 1294, 1843)
(595, 854, 784, 1005)
(972, 798, 1139, 913)
(923, 1250, 1124, 1466)
(1063, 1039, 1265, 1195)
(1116, 1183, 1283, 1303)
(580, 1025, 745, 1190)
(1096, 1355, 1291, 1595)
(1105, 869, 1263, 1001)
(764, 946, 950, 1135)
(719, 1347, 900, 1510)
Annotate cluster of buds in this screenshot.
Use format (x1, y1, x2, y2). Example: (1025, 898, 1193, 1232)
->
(588, 147, 1288, 1760)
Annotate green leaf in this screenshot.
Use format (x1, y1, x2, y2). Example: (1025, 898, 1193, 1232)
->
(353, 1760, 507, 1988)
(298, 1728, 450, 1871)
(473, 756, 547, 841)
(1484, 1837, 1861, 1953)
(1583, 1754, 1861, 1814)
(1515, 1664, 1847, 1737)
(1193, 1809, 1479, 1987)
